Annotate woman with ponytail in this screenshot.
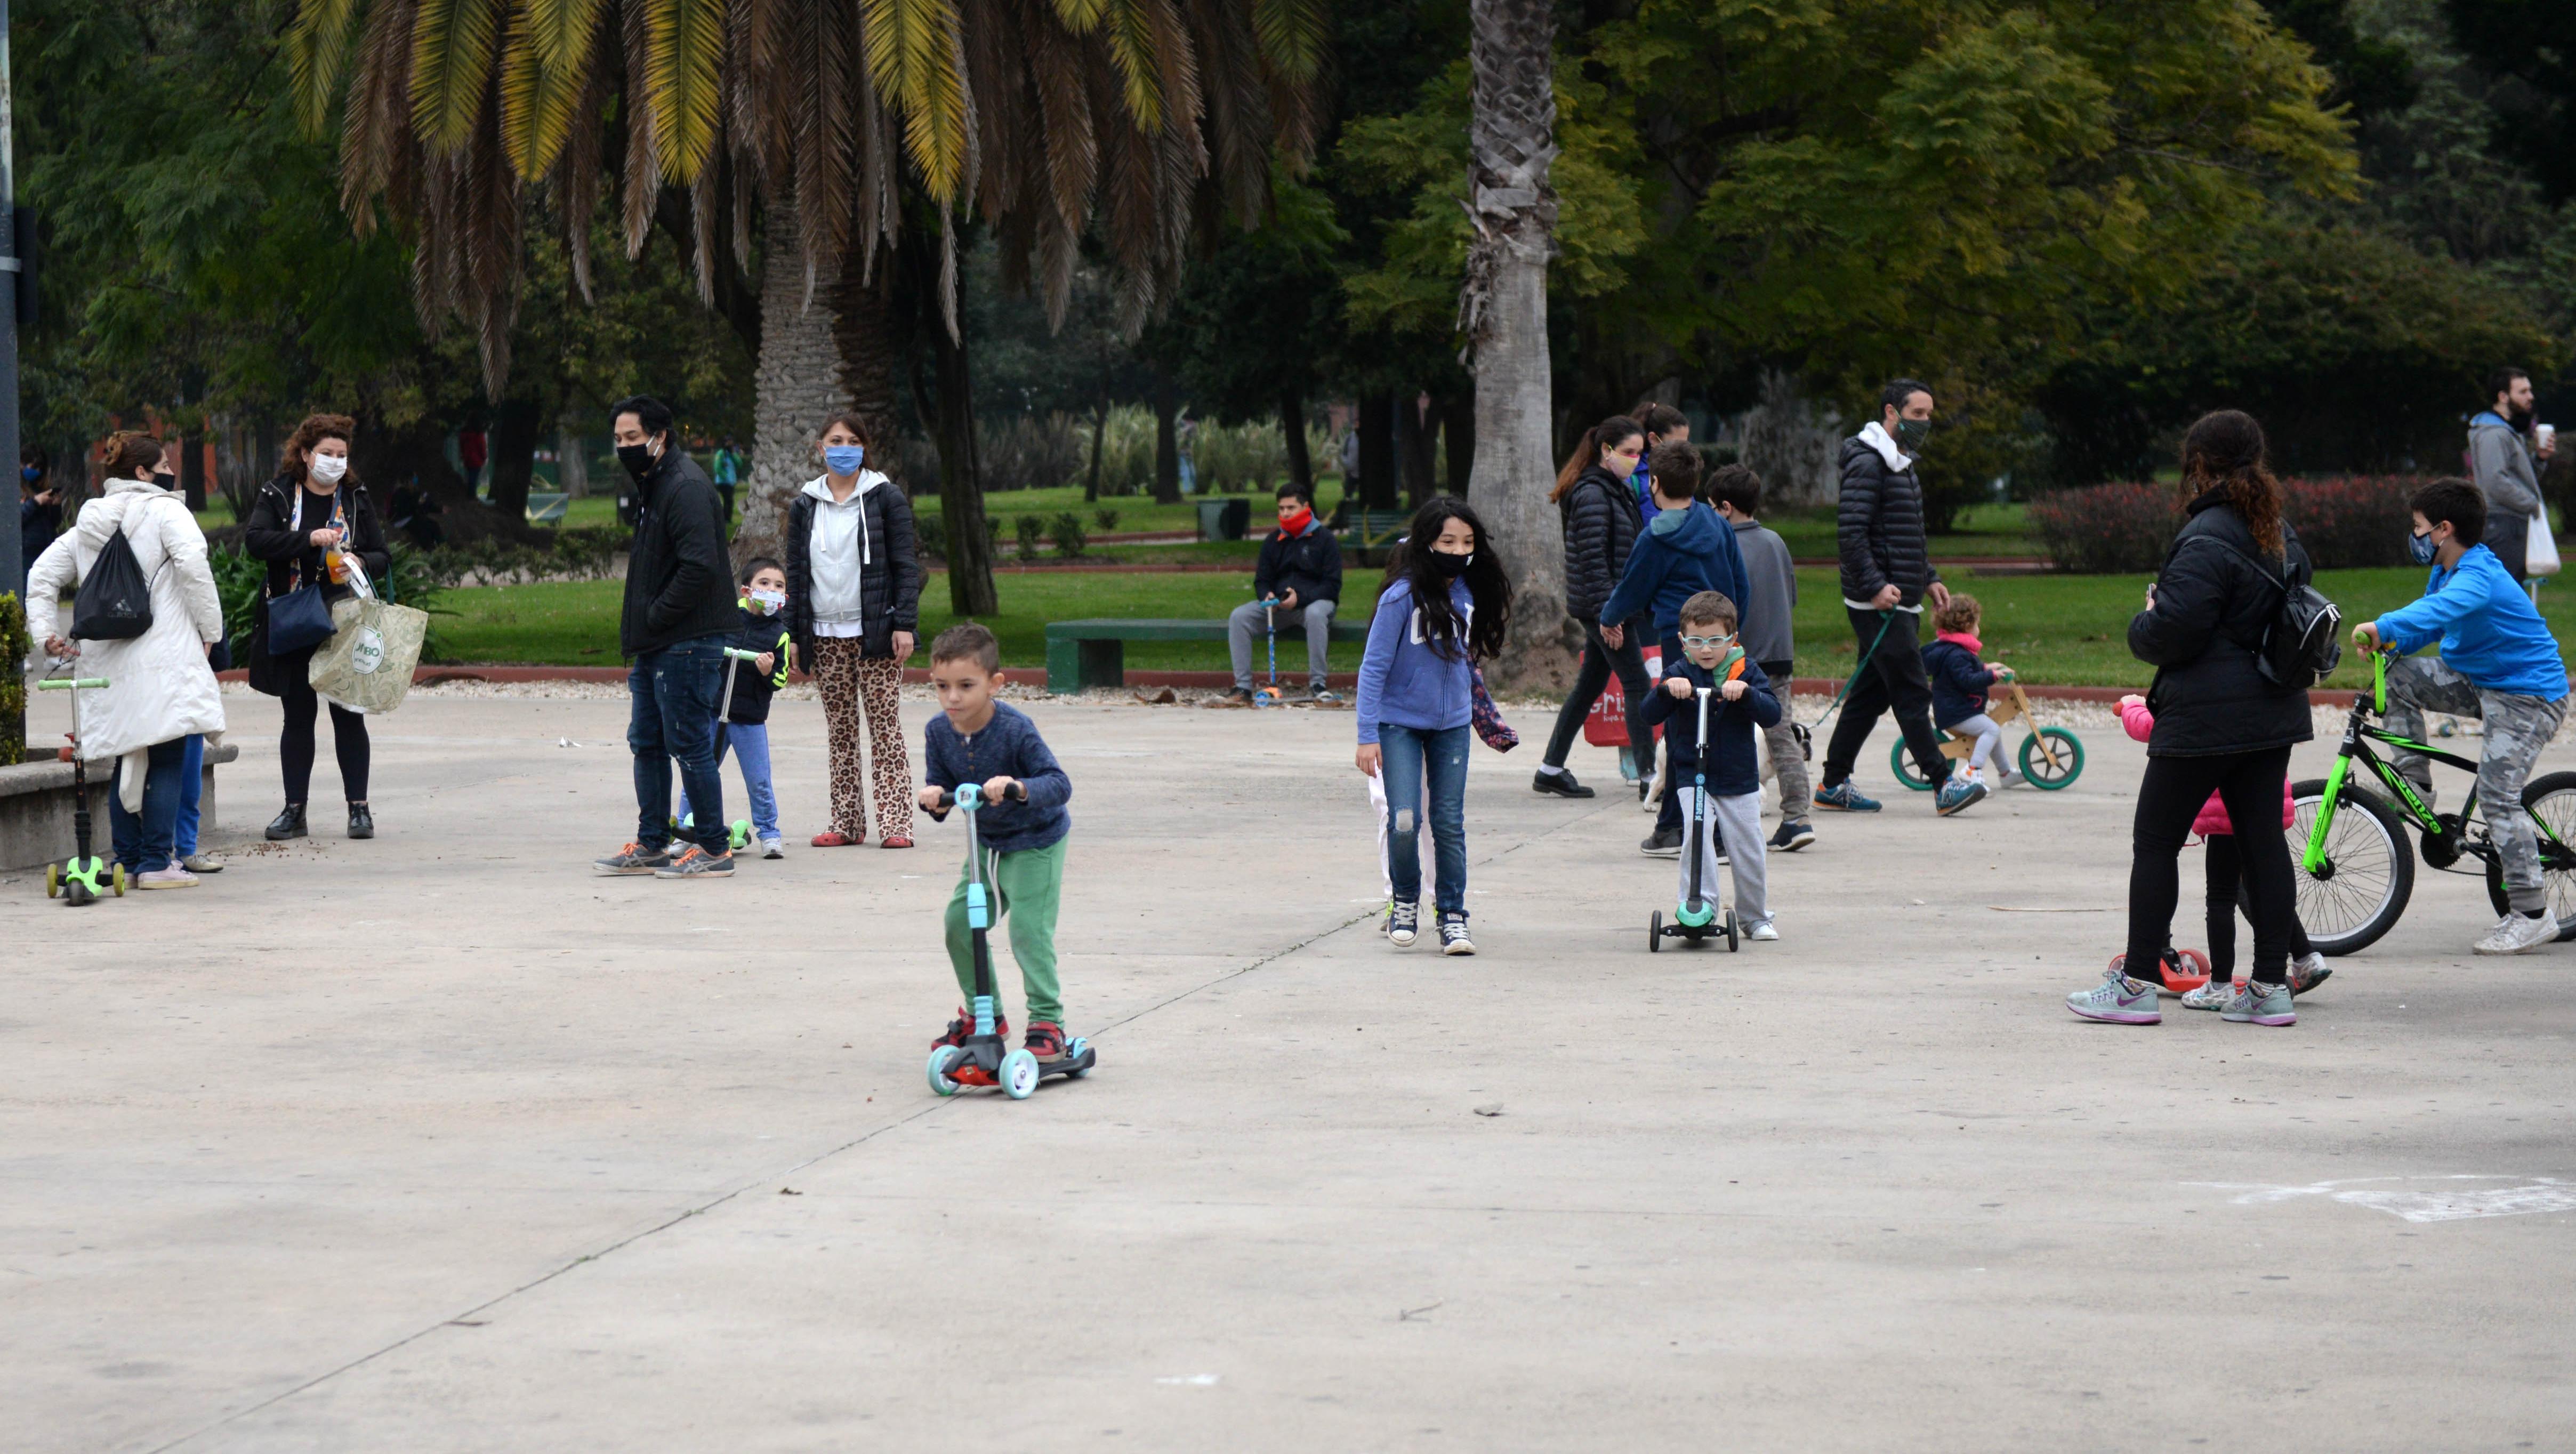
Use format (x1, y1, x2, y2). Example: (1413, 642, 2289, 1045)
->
(1536, 417, 1654, 797)
(2068, 409, 2316, 1030)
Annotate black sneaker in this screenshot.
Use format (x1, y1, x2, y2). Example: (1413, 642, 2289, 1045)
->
(347, 802, 374, 839)
(1640, 825, 1684, 857)
(1220, 686, 1255, 706)
(265, 804, 308, 841)
(654, 846, 736, 878)
(1532, 768, 1596, 799)
(1769, 819, 1816, 852)
(593, 842, 671, 875)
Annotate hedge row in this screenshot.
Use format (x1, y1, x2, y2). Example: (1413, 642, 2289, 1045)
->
(2030, 476, 2428, 574)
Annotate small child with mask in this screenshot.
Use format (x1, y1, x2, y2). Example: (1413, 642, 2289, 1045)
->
(679, 558, 795, 857)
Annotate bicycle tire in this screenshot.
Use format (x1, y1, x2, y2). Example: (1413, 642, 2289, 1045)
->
(2482, 769, 2576, 941)
(2292, 777, 2413, 956)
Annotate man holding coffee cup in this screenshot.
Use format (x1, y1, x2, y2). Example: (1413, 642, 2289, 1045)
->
(2469, 366, 2554, 584)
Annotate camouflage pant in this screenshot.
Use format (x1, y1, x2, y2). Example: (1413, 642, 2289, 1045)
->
(2384, 654, 2569, 909)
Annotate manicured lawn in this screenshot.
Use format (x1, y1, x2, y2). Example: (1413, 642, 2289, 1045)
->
(1766, 501, 2039, 562)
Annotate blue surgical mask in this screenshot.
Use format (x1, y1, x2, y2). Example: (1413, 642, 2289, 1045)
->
(824, 444, 865, 476)
(2408, 528, 2437, 566)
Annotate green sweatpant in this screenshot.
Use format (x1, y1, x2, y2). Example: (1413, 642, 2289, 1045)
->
(945, 837, 1068, 1024)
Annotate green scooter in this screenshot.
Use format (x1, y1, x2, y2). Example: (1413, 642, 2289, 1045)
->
(674, 646, 764, 851)
(1648, 685, 1737, 952)
(37, 674, 126, 906)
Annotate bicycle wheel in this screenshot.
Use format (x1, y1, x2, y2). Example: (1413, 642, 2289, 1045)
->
(2018, 728, 2084, 790)
(1889, 740, 1937, 791)
(2291, 777, 2413, 956)
(2482, 769, 2576, 941)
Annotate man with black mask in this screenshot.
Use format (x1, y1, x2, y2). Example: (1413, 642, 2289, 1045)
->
(2469, 366, 2554, 585)
(594, 395, 742, 879)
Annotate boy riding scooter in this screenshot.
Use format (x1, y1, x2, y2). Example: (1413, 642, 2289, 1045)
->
(1637, 590, 1783, 943)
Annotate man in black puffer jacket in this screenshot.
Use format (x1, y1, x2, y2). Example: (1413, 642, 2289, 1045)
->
(1821, 378, 1966, 814)
(597, 395, 742, 877)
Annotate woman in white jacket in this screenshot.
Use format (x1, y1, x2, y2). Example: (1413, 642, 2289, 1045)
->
(27, 432, 227, 888)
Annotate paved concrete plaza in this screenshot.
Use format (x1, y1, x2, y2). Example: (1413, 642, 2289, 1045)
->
(6, 684, 2573, 1451)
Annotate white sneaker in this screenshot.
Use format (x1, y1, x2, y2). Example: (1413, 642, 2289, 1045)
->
(135, 866, 199, 890)
(2474, 910, 2559, 955)
(2181, 976, 2242, 1011)
(182, 853, 226, 873)
(760, 838, 785, 860)
(1997, 768, 2026, 790)
(1745, 919, 1779, 942)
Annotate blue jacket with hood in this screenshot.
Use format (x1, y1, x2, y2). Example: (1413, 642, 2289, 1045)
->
(1597, 500, 1751, 639)
(2374, 543, 2568, 700)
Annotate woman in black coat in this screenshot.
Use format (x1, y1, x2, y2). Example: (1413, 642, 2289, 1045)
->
(242, 412, 391, 842)
(2069, 410, 2315, 1029)
(1537, 416, 1654, 797)
(785, 411, 924, 848)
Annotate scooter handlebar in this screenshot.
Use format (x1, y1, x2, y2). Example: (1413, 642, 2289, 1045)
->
(935, 782, 1030, 810)
(38, 678, 109, 690)
(722, 647, 763, 661)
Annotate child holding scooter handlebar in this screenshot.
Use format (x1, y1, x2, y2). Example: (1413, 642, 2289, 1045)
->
(1637, 591, 1782, 941)
(915, 623, 1081, 1069)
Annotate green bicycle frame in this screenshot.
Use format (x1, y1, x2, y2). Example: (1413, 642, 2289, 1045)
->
(2300, 649, 2572, 872)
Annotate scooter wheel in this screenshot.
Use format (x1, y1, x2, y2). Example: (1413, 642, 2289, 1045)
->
(45, 862, 60, 898)
(1000, 1049, 1041, 1100)
(1725, 910, 1740, 952)
(1648, 909, 1663, 953)
(927, 1046, 965, 1097)
(64, 879, 95, 907)
(111, 863, 127, 897)
(1064, 1038, 1093, 1078)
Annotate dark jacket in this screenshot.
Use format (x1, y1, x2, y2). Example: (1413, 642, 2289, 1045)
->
(785, 475, 923, 666)
(719, 606, 794, 725)
(243, 475, 393, 689)
(1598, 500, 1751, 638)
(921, 702, 1072, 853)
(1560, 466, 1642, 625)
(21, 492, 61, 573)
(2128, 491, 2317, 758)
(1837, 433, 1941, 608)
(1254, 517, 1342, 607)
(1637, 654, 1782, 797)
(619, 448, 737, 658)
(1922, 636, 2000, 728)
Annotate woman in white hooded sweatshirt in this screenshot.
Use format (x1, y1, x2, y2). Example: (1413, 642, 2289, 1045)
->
(26, 431, 227, 887)
(785, 411, 924, 847)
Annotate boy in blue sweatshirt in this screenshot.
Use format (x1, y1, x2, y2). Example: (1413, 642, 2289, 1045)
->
(1637, 591, 1782, 938)
(1598, 441, 1752, 856)
(914, 623, 1080, 1059)
(2354, 479, 2571, 955)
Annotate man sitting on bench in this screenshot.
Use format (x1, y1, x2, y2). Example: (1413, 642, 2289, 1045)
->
(1227, 482, 1345, 704)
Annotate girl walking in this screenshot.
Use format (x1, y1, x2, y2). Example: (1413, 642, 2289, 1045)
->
(787, 412, 924, 848)
(244, 413, 389, 841)
(2068, 410, 2314, 1028)
(1536, 416, 1653, 798)
(1355, 497, 1514, 954)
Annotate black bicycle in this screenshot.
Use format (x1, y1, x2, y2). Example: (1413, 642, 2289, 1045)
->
(2292, 650, 2576, 954)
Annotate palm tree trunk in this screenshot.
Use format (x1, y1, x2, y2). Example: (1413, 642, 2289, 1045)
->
(1150, 371, 1182, 505)
(739, 205, 850, 569)
(923, 323, 999, 615)
(1461, 0, 1577, 692)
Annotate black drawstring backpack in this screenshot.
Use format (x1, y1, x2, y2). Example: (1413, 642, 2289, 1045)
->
(69, 513, 159, 640)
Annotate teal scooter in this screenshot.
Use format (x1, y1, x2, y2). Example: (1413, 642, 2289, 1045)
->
(926, 781, 1096, 1098)
(1648, 685, 1737, 952)
(674, 646, 764, 851)
(37, 674, 126, 906)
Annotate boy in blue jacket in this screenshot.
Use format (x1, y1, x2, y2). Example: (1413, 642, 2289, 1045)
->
(2354, 479, 2571, 956)
(1638, 591, 1782, 938)
(914, 623, 1081, 1059)
(1599, 441, 1751, 856)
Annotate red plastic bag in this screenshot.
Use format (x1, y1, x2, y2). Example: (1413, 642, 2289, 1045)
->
(1583, 644, 1662, 747)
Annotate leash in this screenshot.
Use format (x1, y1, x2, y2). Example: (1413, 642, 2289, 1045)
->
(1791, 609, 1897, 761)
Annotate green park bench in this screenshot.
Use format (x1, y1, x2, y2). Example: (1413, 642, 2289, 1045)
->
(1044, 616, 1369, 693)
(1337, 508, 1412, 566)
(525, 491, 569, 524)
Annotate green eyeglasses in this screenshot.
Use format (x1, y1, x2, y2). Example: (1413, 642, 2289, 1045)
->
(1678, 632, 1735, 650)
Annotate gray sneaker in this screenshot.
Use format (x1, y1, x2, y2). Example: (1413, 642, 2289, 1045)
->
(654, 846, 736, 878)
(182, 853, 227, 874)
(2221, 979, 2296, 1026)
(760, 837, 786, 860)
(2288, 951, 2332, 995)
(594, 842, 673, 875)
(2066, 966, 2161, 1024)
(2473, 910, 2559, 956)
(2181, 977, 2241, 1011)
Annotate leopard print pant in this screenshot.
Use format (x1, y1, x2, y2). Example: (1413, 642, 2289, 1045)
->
(813, 639, 914, 840)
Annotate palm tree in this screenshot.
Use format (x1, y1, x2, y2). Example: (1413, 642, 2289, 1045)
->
(1458, 0, 1574, 689)
(289, 0, 1324, 611)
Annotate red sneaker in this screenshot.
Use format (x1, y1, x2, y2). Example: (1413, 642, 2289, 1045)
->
(1024, 1021, 1068, 1063)
(810, 829, 864, 848)
(880, 834, 913, 849)
(933, 1008, 1008, 1050)
(2109, 948, 2211, 995)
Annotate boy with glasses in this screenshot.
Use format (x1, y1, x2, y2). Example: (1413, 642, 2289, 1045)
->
(1637, 591, 1783, 941)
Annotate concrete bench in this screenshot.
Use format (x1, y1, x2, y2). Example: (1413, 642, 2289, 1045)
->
(0, 740, 240, 871)
(1043, 617, 1369, 693)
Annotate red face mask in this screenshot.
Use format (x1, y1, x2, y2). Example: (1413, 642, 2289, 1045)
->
(1278, 504, 1314, 536)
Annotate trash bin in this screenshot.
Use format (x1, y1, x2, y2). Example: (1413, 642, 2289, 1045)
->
(1196, 497, 1251, 542)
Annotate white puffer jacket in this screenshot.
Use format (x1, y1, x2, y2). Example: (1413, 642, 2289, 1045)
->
(26, 480, 228, 800)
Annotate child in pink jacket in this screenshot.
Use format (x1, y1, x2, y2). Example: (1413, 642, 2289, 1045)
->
(2119, 695, 2330, 1006)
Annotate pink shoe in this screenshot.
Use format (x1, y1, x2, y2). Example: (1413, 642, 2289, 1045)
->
(810, 829, 865, 848)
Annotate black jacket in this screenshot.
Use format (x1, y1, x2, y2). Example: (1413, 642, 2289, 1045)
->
(1922, 637, 1999, 728)
(243, 475, 393, 688)
(1253, 519, 1342, 606)
(2129, 491, 2316, 758)
(1560, 466, 1641, 625)
(785, 476, 924, 666)
(1836, 436, 1941, 608)
(619, 448, 737, 658)
(1636, 655, 1783, 797)
(720, 606, 794, 725)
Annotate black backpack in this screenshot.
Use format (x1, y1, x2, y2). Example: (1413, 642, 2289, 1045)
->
(2203, 535, 2342, 689)
(68, 511, 159, 641)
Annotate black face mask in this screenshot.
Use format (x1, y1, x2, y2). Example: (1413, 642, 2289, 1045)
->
(1427, 548, 1474, 578)
(151, 471, 177, 492)
(617, 442, 659, 481)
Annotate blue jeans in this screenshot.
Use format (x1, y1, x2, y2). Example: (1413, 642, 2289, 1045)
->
(629, 637, 729, 854)
(177, 733, 204, 857)
(678, 722, 780, 841)
(108, 737, 187, 874)
(1378, 722, 1470, 916)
